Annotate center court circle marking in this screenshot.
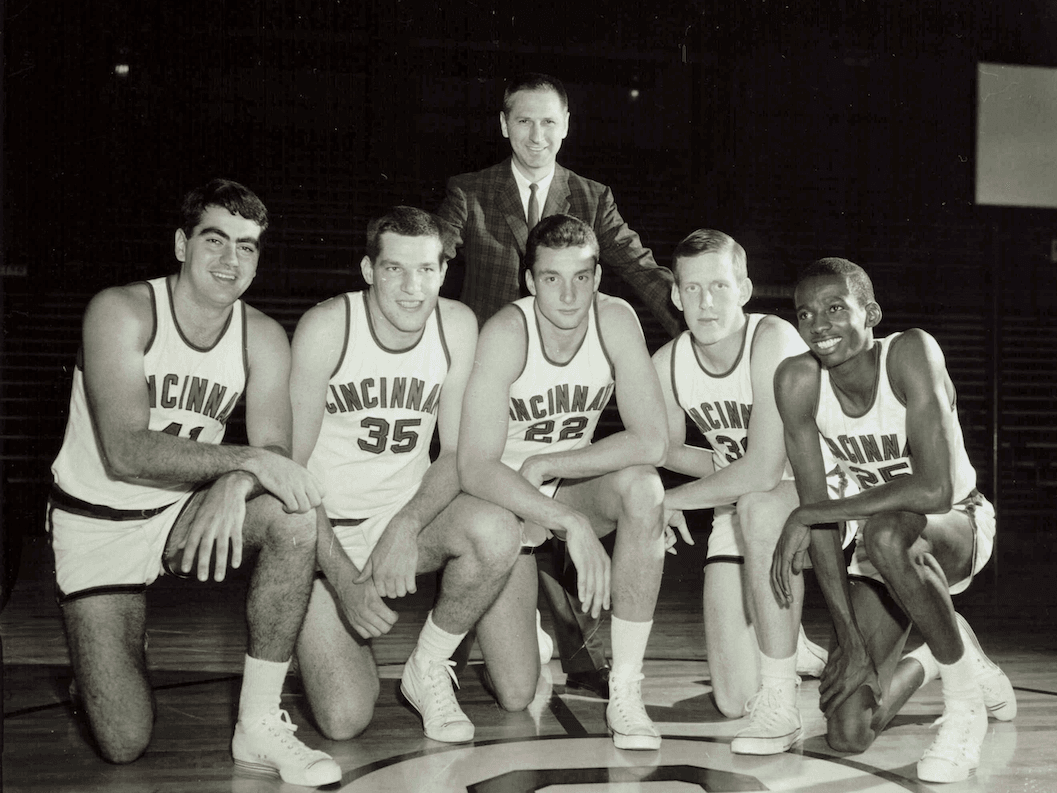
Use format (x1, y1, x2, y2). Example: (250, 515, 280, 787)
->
(339, 735, 923, 792)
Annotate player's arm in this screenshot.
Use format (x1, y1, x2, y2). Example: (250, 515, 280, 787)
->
(362, 299, 479, 598)
(289, 297, 400, 634)
(458, 306, 610, 617)
(82, 283, 323, 514)
(664, 317, 804, 511)
(771, 352, 883, 715)
(770, 354, 855, 615)
(520, 297, 668, 485)
(652, 340, 716, 479)
(789, 331, 957, 528)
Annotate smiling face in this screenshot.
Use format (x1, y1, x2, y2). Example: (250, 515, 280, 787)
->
(526, 244, 600, 332)
(175, 204, 262, 306)
(794, 273, 880, 368)
(362, 232, 447, 346)
(500, 88, 570, 182)
(672, 249, 750, 348)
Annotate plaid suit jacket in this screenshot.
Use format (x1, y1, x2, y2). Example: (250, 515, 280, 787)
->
(436, 159, 681, 338)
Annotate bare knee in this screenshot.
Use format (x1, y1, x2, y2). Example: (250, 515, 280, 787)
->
(264, 504, 318, 556)
(464, 504, 521, 571)
(735, 491, 784, 550)
(826, 706, 877, 754)
(487, 666, 538, 712)
(712, 682, 751, 719)
(493, 677, 537, 712)
(314, 686, 378, 741)
(92, 713, 153, 764)
(862, 513, 917, 575)
(615, 466, 664, 534)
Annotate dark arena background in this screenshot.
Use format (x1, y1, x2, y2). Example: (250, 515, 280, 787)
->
(3, 2, 1057, 791)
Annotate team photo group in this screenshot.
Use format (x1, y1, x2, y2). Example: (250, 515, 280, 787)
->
(46, 73, 1015, 788)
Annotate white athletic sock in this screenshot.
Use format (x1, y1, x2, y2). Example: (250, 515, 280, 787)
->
(238, 654, 290, 723)
(938, 650, 983, 705)
(905, 643, 941, 686)
(760, 651, 799, 705)
(413, 611, 467, 665)
(610, 616, 653, 679)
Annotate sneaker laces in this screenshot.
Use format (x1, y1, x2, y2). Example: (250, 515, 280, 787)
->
(423, 658, 463, 719)
(743, 686, 789, 730)
(920, 708, 980, 763)
(610, 673, 650, 726)
(259, 709, 318, 759)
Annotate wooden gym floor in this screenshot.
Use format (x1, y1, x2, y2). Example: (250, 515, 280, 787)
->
(3, 529, 1056, 792)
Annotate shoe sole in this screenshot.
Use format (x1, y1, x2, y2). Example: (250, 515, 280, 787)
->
(955, 613, 1017, 721)
(399, 681, 475, 744)
(730, 727, 802, 756)
(233, 757, 342, 787)
(610, 731, 661, 750)
(917, 762, 977, 784)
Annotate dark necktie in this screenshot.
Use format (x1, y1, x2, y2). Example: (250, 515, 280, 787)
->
(527, 183, 539, 230)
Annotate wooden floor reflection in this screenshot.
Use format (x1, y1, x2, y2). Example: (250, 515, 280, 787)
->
(3, 533, 1055, 792)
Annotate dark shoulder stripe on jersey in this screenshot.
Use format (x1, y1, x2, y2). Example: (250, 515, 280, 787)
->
(435, 302, 451, 370)
(513, 301, 530, 382)
(592, 296, 616, 381)
(48, 484, 176, 522)
(748, 313, 766, 362)
(669, 333, 683, 408)
(333, 293, 352, 380)
(811, 359, 823, 424)
(140, 279, 158, 354)
(240, 300, 249, 384)
(882, 333, 910, 409)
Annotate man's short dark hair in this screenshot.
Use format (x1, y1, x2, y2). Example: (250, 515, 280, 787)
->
(797, 257, 876, 306)
(180, 179, 268, 241)
(502, 73, 569, 115)
(365, 206, 450, 264)
(525, 214, 599, 272)
(671, 229, 747, 282)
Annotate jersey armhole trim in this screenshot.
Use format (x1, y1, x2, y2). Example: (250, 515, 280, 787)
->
(332, 293, 352, 380)
(513, 302, 529, 382)
(593, 297, 616, 381)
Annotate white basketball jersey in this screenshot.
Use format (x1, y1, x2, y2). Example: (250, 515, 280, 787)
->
(501, 295, 616, 473)
(816, 333, 977, 500)
(308, 291, 450, 518)
(51, 276, 247, 512)
(670, 314, 786, 473)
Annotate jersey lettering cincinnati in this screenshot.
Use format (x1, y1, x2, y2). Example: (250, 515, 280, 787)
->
(685, 400, 752, 435)
(326, 376, 441, 416)
(822, 433, 911, 468)
(509, 382, 614, 423)
(146, 374, 241, 424)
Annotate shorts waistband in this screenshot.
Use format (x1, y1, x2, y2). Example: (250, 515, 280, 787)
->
(49, 484, 177, 522)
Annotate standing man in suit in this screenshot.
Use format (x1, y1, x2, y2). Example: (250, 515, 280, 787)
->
(437, 73, 680, 696)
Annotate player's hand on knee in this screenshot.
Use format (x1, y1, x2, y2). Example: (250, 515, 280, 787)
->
(340, 577, 399, 639)
(664, 509, 693, 555)
(244, 450, 325, 514)
(819, 639, 880, 718)
(354, 522, 418, 599)
(180, 476, 248, 582)
(560, 513, 611, 619)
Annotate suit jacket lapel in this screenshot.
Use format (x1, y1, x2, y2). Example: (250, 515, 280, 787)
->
(496, 160, 529, 255)
(545, 163, 571, 218)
